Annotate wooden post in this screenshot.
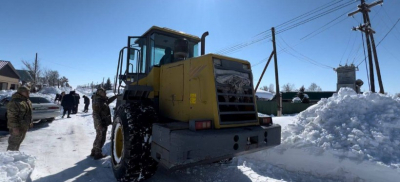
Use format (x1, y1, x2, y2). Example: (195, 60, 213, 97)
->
(271, 27, 282, 116)
(255, 51, 274, 91)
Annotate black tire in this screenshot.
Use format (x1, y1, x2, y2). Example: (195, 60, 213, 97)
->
(111, 101, 158, 182)
(47, 117, 55, 122)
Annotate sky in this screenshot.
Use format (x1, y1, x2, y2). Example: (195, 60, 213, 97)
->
(1, 0, 400, 94)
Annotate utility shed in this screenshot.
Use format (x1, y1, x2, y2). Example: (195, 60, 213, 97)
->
(335, 64, 357, 91)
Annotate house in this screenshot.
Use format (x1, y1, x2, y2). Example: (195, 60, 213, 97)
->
(0, 60, 21, 90)
(16, 70, 33, 85)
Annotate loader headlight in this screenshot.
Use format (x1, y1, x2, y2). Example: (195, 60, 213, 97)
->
(213, 58, 222, 66)
(243, 64, 250, 70)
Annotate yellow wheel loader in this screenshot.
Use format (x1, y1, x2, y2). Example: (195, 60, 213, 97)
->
(111, 26, 281, 181)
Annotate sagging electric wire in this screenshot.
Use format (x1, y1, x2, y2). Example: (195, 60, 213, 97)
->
(216, 0, 358, 55)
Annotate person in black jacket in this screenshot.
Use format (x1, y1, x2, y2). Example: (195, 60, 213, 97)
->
(70, 91, 80, 114)
(61, 92, 76, 118)
(83, 95, 90, 113)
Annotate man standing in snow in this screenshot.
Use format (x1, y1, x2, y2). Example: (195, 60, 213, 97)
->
(70, 91, 80, 114)
(91, 88, 117, 159)
(83, 95, 90, 113)
(7, 86, 33, 151)
(61, 91, 75, 118)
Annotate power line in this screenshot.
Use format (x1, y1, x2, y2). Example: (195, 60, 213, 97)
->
(215, 0, 358, 55)
(256, 0, 349, 36)
(355, 17, 400, 65)
(279, 37, 334, 69)
(360, 32, 370, 89)
(376, 18, 400, 47)
(346, 32, 359, 64)
(339, 32, 355, 65)
(382, 6, 400, 39)
(275, 0, 357, 35)
(300, 6, 353, 40)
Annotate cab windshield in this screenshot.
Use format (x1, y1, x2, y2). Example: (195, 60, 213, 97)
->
(149, 33, 199, 70)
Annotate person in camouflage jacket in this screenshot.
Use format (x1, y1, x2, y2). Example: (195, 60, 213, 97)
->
(91, 88, 117, 159)
(7, 86, 33, 151)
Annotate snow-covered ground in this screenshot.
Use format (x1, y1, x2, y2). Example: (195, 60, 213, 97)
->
(0, 87, 399, 182)
(244, 88, 400, 182)
(0, 152, 35, 182)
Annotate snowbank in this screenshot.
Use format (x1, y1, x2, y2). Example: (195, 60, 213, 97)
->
(38, 87, 71, 95)
(245, 88, 400, 181)
(0, 87, 71, 102)
(0, 151, 35, 182)
(285, 88, 400, 166)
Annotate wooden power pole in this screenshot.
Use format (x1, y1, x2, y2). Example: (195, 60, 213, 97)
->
(349, 0, 384, 93)
(271, 27, 282, 116)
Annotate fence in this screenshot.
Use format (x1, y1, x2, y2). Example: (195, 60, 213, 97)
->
(256, 100, 314, 115)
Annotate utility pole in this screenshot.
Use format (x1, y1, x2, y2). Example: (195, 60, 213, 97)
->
(349, 0, 384, 93)
(271, 27, 282, 116)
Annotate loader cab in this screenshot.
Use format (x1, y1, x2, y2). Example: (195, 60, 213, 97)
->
(125, 27, 201, 75)
(115, 26, 201, 96)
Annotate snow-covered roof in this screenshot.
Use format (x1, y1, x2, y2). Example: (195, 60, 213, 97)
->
(255, 89, 275, 100)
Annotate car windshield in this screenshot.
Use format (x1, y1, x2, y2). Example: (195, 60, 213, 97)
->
(30, 97, 51, 104)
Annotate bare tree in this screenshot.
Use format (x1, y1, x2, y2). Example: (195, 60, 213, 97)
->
(281, 83, 295, 92)
(260, 85, 269, 91)
(43, 70, 60, 86)
(49, 71, 59, 86)
(268, 84, 275, 93)
(59, 76, 69, 87)
(307, 83, 322, 91)
(22, 56, 41, 91)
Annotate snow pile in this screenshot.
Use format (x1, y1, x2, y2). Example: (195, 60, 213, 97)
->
(244, 88, 400, 181)
(0, 90, 15, 100)
(0, 87, 71, 102)
(75, 87, 95, 97)
(0, 151, 35, 182)
(284, 88, 400, 166)
(292, 97, 301, 103)
(38, 87, 71, 95)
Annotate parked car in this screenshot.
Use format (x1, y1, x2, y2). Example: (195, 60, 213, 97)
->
(0, 96, 60, 128)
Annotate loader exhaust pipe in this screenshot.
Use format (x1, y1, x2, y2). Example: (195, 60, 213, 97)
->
(201, 31, 209, 55)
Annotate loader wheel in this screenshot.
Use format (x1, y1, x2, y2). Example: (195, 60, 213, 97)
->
(111, 102, 158, 182)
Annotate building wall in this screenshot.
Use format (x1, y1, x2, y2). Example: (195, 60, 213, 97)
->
(0, 76, 19, 90)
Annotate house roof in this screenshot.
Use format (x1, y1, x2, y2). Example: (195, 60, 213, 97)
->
(16, 70, 33, 82)
(0, 60, 9, 70)
(0, 60, 21, 79)
(255, 89, 275, 100)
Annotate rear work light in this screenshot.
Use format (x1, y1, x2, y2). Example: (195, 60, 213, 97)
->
(258, 117, 273, 126)
(189, 120, 212, 131)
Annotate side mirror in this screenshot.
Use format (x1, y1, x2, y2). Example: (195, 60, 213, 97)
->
(129, 48, 136, 60)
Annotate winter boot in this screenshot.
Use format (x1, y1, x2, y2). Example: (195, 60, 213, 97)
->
(93, 153, 107, 160)
(90, 150, 95, 157)
(62, 115, 65, 118)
